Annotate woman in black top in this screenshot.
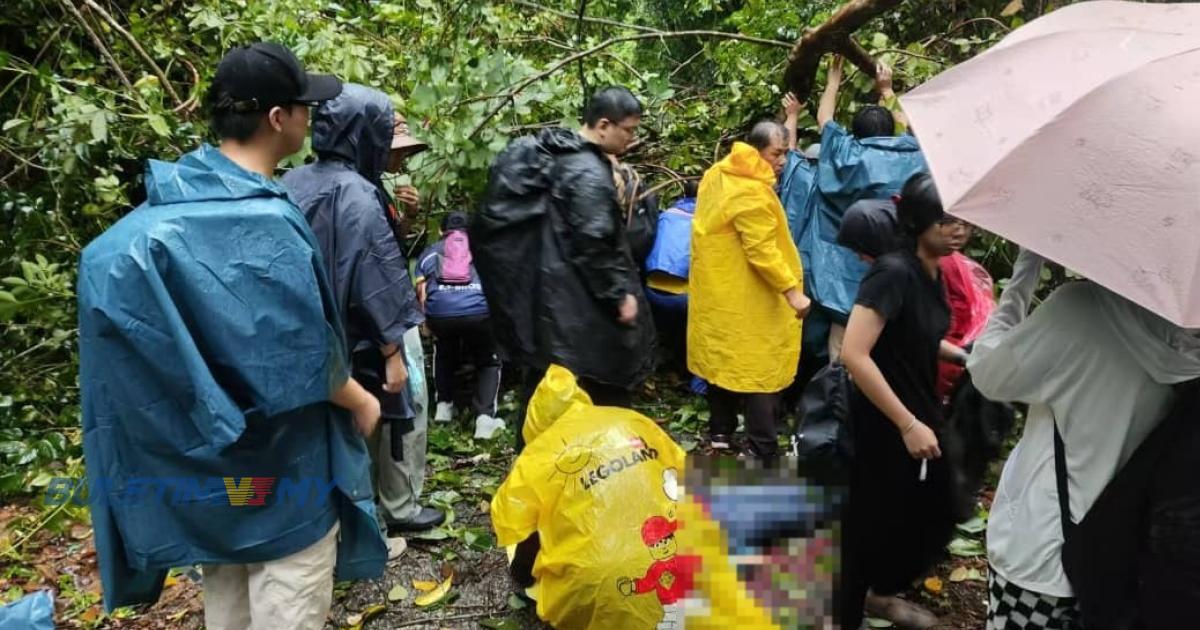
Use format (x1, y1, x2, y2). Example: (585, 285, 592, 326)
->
(839, 173, 970, 629)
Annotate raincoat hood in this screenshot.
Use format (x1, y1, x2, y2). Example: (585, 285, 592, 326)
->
(312, 83, 394, 184)
(718, 142, 777, 186)
(837, 198, 901, 259)
(145, 144, 288, 206)
(1097, 287, 1200, 385)
(536, 126, 590, 155)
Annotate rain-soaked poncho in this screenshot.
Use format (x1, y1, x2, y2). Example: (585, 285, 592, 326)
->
(779, 122, 926, 321)
(282, 84, 422, 351)
(78, 145, 387, 611)
(688, 143, 803, 393)
(491, 365, 779, 630)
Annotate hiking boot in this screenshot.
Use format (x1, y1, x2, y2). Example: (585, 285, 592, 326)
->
(434, 402, 455, 423)
(386, 506, 446, 535)
(474, 414, 506, 440)
(864, 593, 939, 630)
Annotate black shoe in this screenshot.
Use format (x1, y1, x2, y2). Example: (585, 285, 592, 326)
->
(386, 506, 446, 534)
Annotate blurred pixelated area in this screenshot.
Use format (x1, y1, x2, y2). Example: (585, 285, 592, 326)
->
(684, 456, 842, 629)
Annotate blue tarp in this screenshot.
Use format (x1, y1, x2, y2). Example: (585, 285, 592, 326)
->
(779, 122, 927, 322)
(0, 591, 53, 630)
(77, 145, 386, 610)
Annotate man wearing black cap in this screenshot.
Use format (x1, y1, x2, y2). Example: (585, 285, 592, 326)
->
(77, 43, 389, 630)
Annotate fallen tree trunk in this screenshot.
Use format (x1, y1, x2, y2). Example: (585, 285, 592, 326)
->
(783, 0, 905, 100)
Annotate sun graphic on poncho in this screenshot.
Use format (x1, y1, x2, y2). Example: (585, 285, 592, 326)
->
(553, 441, 596, 476)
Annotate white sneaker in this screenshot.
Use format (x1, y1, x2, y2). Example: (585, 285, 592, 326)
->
(434, 402, 455, 423)
(474, 414, 506, 440)
(386, 536, 407, 561)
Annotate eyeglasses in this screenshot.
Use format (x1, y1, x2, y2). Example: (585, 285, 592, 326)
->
(936, 216, 971, 229)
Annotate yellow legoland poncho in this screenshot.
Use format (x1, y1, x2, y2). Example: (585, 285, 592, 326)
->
(490, 365, 778, 630)
(687, 142, 804, 393)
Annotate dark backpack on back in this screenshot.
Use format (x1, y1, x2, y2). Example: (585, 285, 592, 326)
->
(1055, 379, 1200, 629)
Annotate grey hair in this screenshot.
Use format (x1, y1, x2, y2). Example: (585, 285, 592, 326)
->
(747, 120, 787, 150)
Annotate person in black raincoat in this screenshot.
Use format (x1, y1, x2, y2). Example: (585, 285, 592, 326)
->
(476, 86, 656, 449)
(283, 84, 445, 535)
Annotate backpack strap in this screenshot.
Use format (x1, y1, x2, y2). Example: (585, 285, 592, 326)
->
(1052, 414, 1074, 539)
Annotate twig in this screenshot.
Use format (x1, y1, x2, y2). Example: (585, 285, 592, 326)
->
(2, 494, 75, 558)
(944, 16, 1012, 36)
(80, 0, 183, 107)
(58, 0, 134, 92)
(468, 30, 790, 140)
(172, 58, 201, 114)
(639, 175, 700, 201)
(505, 0, 664, 34)
(875, 48, 946, 64)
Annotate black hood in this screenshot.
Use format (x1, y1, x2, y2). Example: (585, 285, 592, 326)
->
(311, 83, 394, 184)
(837, 198, 901, 258)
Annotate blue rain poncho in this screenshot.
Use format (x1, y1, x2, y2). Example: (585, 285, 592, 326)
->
(77, 145, 387, 611)
(779, 122, 926, 321)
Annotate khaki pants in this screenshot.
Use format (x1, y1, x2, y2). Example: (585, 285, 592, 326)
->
(367, 326, 428, 523)
(202, 521, 339, 630)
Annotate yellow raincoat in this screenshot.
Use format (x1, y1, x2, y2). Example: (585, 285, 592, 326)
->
(491, 365, 779, 630)
(688, 142, 803, 393)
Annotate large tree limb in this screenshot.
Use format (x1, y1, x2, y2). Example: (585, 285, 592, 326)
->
(783, 0, 905, 100)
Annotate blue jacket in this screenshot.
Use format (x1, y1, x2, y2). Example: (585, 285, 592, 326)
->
(644, 197, 696, 281)
(780, 122, 926, 321)
(417, 239, 489, 319)
(78, 145, 387, 611)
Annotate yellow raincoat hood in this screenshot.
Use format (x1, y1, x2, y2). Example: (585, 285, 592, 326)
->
(687, 142, 804, 393)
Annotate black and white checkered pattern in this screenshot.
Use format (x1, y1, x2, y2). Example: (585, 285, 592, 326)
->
(987, 569, 1081, 630)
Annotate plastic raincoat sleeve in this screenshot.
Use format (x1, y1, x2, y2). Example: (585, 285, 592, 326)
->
(341, 187, 420, 346)
(560, 164, 633, 310)
(967, 249, 1059, 403)
(731, 195, 801, 294)
(779, 151, 817, 242)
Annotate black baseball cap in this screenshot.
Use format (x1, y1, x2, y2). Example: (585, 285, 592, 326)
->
(211, 42, 343, 113)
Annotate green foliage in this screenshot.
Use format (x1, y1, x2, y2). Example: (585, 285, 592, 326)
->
(0, 0, 1060, 498)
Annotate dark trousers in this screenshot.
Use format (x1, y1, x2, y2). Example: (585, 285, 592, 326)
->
(427, 314, 501, 417)
(707, 385, 781, 457)
(514, 365, 633, 453)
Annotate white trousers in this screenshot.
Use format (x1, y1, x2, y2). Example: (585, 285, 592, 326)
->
(202, 521, 339, 630)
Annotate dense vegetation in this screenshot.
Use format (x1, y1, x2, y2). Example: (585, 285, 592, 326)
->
(3, 0, 1092, 519)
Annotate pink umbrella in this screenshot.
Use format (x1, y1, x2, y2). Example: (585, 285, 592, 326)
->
(900, 1, 1200, 327)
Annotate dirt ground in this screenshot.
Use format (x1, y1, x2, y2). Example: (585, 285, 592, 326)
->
(0, 377, 991, 629)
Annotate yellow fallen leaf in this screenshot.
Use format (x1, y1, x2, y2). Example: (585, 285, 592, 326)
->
(412, 579, 438, 592)
(948, 567, 969, 583)
(344, 604, 386, 630)
(414, 576, 453, 607)
(1001, 0, 1023, 17)
(163, 575, 179, 588)
(923, 576, 943, 594)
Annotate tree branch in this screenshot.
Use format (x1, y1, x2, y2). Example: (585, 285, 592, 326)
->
(783, 0, 906, 100)
(468, 30, 790, 140)
(79, 0, 183, 107)
(505, 0, 664, 34)
(59, 0, 134, 93)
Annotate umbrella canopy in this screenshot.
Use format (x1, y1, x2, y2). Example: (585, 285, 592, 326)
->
(901, 1, 1200, 327)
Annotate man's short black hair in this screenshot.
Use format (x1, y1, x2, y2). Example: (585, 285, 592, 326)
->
(747, 120, 786, 151)
(681, 179, 698, 198)
(205, 83, 269, 142)
(582, 86, 643, 127)
(852, 105, 895, 139)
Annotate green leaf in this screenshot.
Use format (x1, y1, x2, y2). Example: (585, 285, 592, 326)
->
(412, 527, 450, 541)
(866, 618, 894, 628)
(147, 114, 171, 138)
(507, 593, 528, 610)
(956, 515, 986, 535)
(90, 111, 108, 144)
(387, 584, 409, 602)
(2, 118, 26, 132)
(947, 537, 985, 557)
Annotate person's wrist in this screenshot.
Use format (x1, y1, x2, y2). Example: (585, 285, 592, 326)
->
(901, 417, 919, 435)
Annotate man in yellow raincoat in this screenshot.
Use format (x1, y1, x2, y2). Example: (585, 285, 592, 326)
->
(688, 121, 810, 458)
